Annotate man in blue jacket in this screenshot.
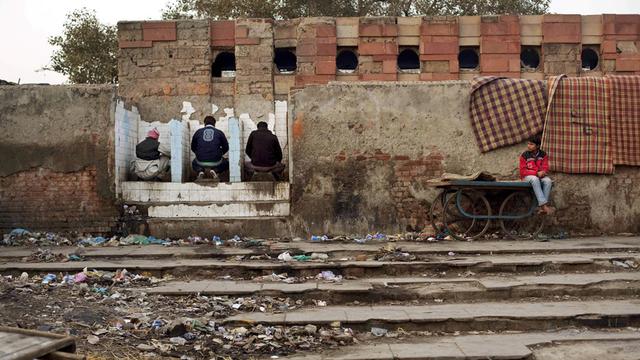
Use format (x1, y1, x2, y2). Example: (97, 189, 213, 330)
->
(191, 116, 229, 180)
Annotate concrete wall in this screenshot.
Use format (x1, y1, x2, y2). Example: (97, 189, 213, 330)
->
(289, 81, 640, 235)
(0, 85, 119, 232)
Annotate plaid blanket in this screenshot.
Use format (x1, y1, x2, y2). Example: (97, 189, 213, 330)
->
(541, 75, 613, 174)
(470, 77, 547, 152)
(609, 75, 640, 166)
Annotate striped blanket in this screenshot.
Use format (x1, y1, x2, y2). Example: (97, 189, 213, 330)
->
(470, 77, 547, 153)
(609, 75, 640, 166)
(541, 75, 613, 174)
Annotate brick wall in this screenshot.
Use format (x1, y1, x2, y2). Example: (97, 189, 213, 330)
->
(0, 167, 117, 233)
(118, 15, 640, 123)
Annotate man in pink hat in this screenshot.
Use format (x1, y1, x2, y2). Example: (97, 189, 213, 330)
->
(130, 128, 171, 181)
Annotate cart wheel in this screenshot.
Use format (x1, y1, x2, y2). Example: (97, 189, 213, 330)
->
(429, 191, 450, 234)
(443, 190, 492, 241)
(499, 191, 546, 239)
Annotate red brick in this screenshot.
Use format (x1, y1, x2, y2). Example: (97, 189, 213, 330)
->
(297, 43, 317, 56)
(317, 43, 337, 56)
(359, 24, 383, 37)
(421, 40, 458, 55)
(210, 39, 235, 47)
(481, 21, 519, 36)
(481, 38, 520, 54)
(449, 59, 459, 73)
(359, 42, 390, 55)
(274, 25, 297, 39)
(235, 26, 249, 39)
(118, 40, 153, 48)
(420, 54, 457, 61)
(542, 22, 581, 43)
(480, 54, 510, 72)
(316, 25, 337, 38)
(316, 55, 335, 62)
(602, 40, 618, 54)
(372, 54, 396, 61)
(382, 24, 399, 37)
(383, 59, 397, 74)
(142, 27, 176, 42)
(359, 73, 397, 81)
(543, 14, 581, 23)
(616, 57, 640, 71)
(615, 23, 640, 35)
(480, 71, 521, 78)
(421, 23, 458, 36)
(210, 20, 235, 40)
(316, 60, 336, 75)
(316, 37, 337, 44)
(235, 37, 260, 45)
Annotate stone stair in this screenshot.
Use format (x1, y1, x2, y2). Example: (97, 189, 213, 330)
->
(2, 236, 640, 359)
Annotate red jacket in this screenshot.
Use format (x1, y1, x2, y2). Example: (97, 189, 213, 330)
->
(519, 150, 549, 179)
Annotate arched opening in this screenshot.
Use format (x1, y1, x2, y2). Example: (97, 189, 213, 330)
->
(459, 47, 479, 70)
(212, 52, 236, 78)
(582, 47, 599, 71)
(336, 48, 358, 73)
(274, 48, 297, 74)
(397, 48, 420, 71)
(521, 46, 541, 70)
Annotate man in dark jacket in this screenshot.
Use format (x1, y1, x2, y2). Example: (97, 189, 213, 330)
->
(191, 116, 229, 180)
(245, 121, 285, 181)
(131, 128, 170, 181)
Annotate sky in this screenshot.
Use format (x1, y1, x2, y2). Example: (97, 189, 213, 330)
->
(0, 0, 639, 84)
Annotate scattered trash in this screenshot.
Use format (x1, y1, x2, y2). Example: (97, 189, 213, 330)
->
(316, 271, 342, 282)
(19, 272, 29, 282)
(169, 336, 187, 345)
(448, 251, 455, 256)
(311, 253, 329, 261)
(67, 254, 83, 261)
(87, 335, 100, 345)
(74, 272, 88, 283)
(42, 274, 57, 284)
(371, 327, 388, 337)
(212, 236, 223, 246)
(311, 235, 329, 242)
(292, 254, 311, 261)
(314, 300, 327, 307)
(278, 252, 293, 262)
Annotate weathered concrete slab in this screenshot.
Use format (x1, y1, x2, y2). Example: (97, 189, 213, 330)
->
(138, 272, 640, 299)
(224, 300, 640, 325)
(285, 330, 640, 360)
(2, 236, 639, 260)
(1, 252, 637, 273)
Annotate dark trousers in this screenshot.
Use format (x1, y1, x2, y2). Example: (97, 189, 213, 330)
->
(245, 161, 285, 181)
(192, 158, 229, 174)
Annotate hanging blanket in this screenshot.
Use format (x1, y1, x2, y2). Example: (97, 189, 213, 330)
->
(469, 77, 547, 152)
(609, 75, 640, 166)
(541, 75, 613, 174)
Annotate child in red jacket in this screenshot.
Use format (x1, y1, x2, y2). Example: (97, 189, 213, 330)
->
(520, 135, 554, 214)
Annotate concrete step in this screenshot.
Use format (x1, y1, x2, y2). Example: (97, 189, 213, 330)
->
(3, 237, 638, 261)
(121, 181, 290, 203)
(283, 330, 640, 360)
(1, 252, 638, 277)
(146, 217, 292, 238)
(137, 272, 640, 303)
(223, 299, 640, 332)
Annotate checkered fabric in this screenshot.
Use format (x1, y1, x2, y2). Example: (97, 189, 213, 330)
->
(541, 75, 613, 174)
(609, 75, 640, 166)
(470, 77, 547, 153)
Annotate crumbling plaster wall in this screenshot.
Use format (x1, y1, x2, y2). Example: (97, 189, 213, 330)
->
(290, 81, 640, 235)
(0, 85, 119, 232)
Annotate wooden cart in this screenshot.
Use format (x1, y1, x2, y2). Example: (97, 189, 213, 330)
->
(429, 180, 546, 240)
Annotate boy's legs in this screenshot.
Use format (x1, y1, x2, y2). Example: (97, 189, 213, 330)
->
(541, 177, 553, 202)
(524, 175, 548, 205)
